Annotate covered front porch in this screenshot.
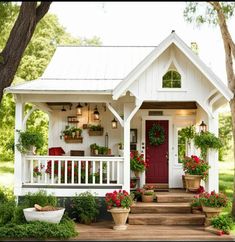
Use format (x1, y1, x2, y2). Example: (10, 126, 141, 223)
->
(13, 91, 220, 197)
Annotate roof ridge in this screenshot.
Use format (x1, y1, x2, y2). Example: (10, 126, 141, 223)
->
(57, 45, 157, 47)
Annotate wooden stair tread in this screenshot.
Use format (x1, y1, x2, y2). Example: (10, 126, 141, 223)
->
(131, 202, 191, 207)
(129, 213, 205, 218)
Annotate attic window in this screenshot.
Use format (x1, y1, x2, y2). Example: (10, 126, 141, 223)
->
(162, 70, 181, 88)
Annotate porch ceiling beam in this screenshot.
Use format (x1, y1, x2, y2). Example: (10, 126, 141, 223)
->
(106, 102, 124, 127)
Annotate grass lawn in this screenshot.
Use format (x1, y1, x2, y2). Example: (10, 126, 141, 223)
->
(0, 161, 14, 188)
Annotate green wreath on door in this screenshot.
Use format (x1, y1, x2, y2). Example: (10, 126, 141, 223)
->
(148, 123, 165, 146)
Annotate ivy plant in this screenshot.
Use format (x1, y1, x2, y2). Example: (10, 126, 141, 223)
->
(194, 131, 223, 160)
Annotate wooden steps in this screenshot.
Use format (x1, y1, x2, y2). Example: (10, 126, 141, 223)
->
(156, 192, 195, 203)
(128, 191, 205, 226)
(131, 202, 191, 214)
(128, 213, 205, 225)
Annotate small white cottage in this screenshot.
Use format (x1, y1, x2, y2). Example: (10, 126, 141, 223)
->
(5, 31, 233, 198)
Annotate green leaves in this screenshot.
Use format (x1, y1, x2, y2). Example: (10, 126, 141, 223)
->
(211, 214, 234, 234)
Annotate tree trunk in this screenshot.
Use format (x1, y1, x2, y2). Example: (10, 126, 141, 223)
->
(0, 2, 51, 102)
(230, 98, 235, 216)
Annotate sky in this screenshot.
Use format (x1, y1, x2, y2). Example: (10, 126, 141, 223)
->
(49, 1, 234, 83)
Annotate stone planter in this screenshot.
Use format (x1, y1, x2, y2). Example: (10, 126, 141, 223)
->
(108, 207, 130, 230)
(202, 206, 222, 226)
(184, 174, 202, 192)
(141, 193, 154, 203)
(23, 207, 65, 224)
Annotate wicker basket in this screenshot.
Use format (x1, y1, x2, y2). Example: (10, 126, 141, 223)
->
(88, 130, 104, 136)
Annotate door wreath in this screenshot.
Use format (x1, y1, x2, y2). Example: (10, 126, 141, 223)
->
(148, 123, 165, 146)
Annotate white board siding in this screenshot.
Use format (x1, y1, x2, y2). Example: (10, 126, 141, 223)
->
(128, 45, 215, 105)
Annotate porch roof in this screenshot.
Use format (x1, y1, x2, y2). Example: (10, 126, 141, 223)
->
(5, 46, 155, 94)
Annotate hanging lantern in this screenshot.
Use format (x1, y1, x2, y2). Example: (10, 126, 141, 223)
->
(76, 103, 83, 116)
(111, 117, 118, 129)
(93, 106, 100, 120)
(61, 106, 66, 112)
(199, 121, 207, 133)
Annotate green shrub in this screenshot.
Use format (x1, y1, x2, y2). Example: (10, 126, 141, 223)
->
(19, 190, 57, 208)
(71, 191, 100, 224)
(0, 201, 16, 225)
(0, 217, 78, 239)
(211, 214, 234, 234)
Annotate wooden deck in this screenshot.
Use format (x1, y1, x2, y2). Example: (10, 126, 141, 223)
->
(73, 221, 234, 241)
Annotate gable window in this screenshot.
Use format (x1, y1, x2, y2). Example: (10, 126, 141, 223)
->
(162, 70, 181, 88)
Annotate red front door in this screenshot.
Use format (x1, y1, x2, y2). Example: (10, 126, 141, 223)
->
(145, 120, 169, 183)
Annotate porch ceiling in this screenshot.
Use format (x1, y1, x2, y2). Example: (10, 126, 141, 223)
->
(140, 102, 197, 109)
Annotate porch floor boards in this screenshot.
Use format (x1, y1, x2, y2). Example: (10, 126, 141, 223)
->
(74, 221, 234, 241)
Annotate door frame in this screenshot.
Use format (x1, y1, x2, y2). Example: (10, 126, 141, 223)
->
(141, 116, 173, 187)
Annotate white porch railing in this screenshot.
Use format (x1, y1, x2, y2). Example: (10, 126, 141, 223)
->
(23, 156, 124, 187)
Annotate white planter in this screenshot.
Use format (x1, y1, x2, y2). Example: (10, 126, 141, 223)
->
(23, 207, 65, 224)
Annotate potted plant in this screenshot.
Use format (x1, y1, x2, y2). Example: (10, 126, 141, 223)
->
(88, 124, 104, 136)
(182, 155, 210, 192)
(105, 190, 134, 230)
(194, 131, 223, 161)
(209, 214, 234, 235)
(61, 126, 83, 143)
(130, 151, 148, 177)
(16, 129, 44, 155)
(33, 164, 44, 183)
(191, 195, 203, 214)
(141, 190, 154, 203)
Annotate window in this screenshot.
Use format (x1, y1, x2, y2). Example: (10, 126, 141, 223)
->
(162, 70, 181, 88)
(177, 127, 186, 163)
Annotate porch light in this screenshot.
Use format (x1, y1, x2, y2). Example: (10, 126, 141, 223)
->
(111, 117, 118, 129)
(61, 106, 66, 112)
(76, 103, 83, 116)
(93, 106, 100, 120)
(199, 121, 207, 133)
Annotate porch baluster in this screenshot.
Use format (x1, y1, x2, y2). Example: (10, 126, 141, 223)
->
(78, 160, 81, 184)
(72, 160, 74, 184)
(51, 160, 54, 184)
(92, 161, 96, 184)
(58, 159, 61, 184)
(30, 159, 34, 184)
(100, 161, 103, 184)
(65, 160, 68, 184)
(111, 161, 115, 181)
(85, 160, 88, 184)
(107, 161, 110, 184)
(117, 160, 120, 184)
(37, 159, 41, 183)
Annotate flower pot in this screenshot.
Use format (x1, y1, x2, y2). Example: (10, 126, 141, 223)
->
(23, 207, 65, 224)
(141, 194, 154, 203)
(134, 170, 141, 178)
(27, 145, 36, 155)
(202, 206, 222, 226)
(184, 174, 202, 192)
(108, 207, 130, 230)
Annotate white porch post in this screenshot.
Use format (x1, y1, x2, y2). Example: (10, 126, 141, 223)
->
(206, 111, 219, 192)
(14, 95, 24, 196)
(123, 99, 143, 192)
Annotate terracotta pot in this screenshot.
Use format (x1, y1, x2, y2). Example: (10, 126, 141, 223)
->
(141, 194, 154, 203)
(202, 206, 222, 218)
(134, 170, 141, 178)
(202, 205, 223, 226)
(184, 174, 202, 192)
(108, 207, 130, 230)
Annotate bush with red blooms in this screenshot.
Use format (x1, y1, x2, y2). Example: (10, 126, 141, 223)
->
(143, 184, 156, 190)
(182, 155, 210, 180)
(197, 185, 205, 194)
(130, 151, 148, 172)
(199, 190, 230, 208)
(105, 190, 134, 210)
(33, 164, 44, 177)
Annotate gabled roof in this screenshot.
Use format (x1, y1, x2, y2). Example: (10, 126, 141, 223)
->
(5, 46, 155, 94)
(5, 32, 233, 102)
(112, 32, 233, 101)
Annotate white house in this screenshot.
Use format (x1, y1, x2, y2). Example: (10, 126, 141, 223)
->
(5, 31, 233, 198)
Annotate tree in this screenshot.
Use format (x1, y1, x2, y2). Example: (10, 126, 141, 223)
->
(0, 2, 52, 102)
(184, 2, 235, 216)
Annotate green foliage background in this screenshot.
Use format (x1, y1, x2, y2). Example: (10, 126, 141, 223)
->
(0, 3, 101, 160)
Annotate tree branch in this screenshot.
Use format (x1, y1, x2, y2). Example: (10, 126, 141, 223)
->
(36, 2, 52, 23)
